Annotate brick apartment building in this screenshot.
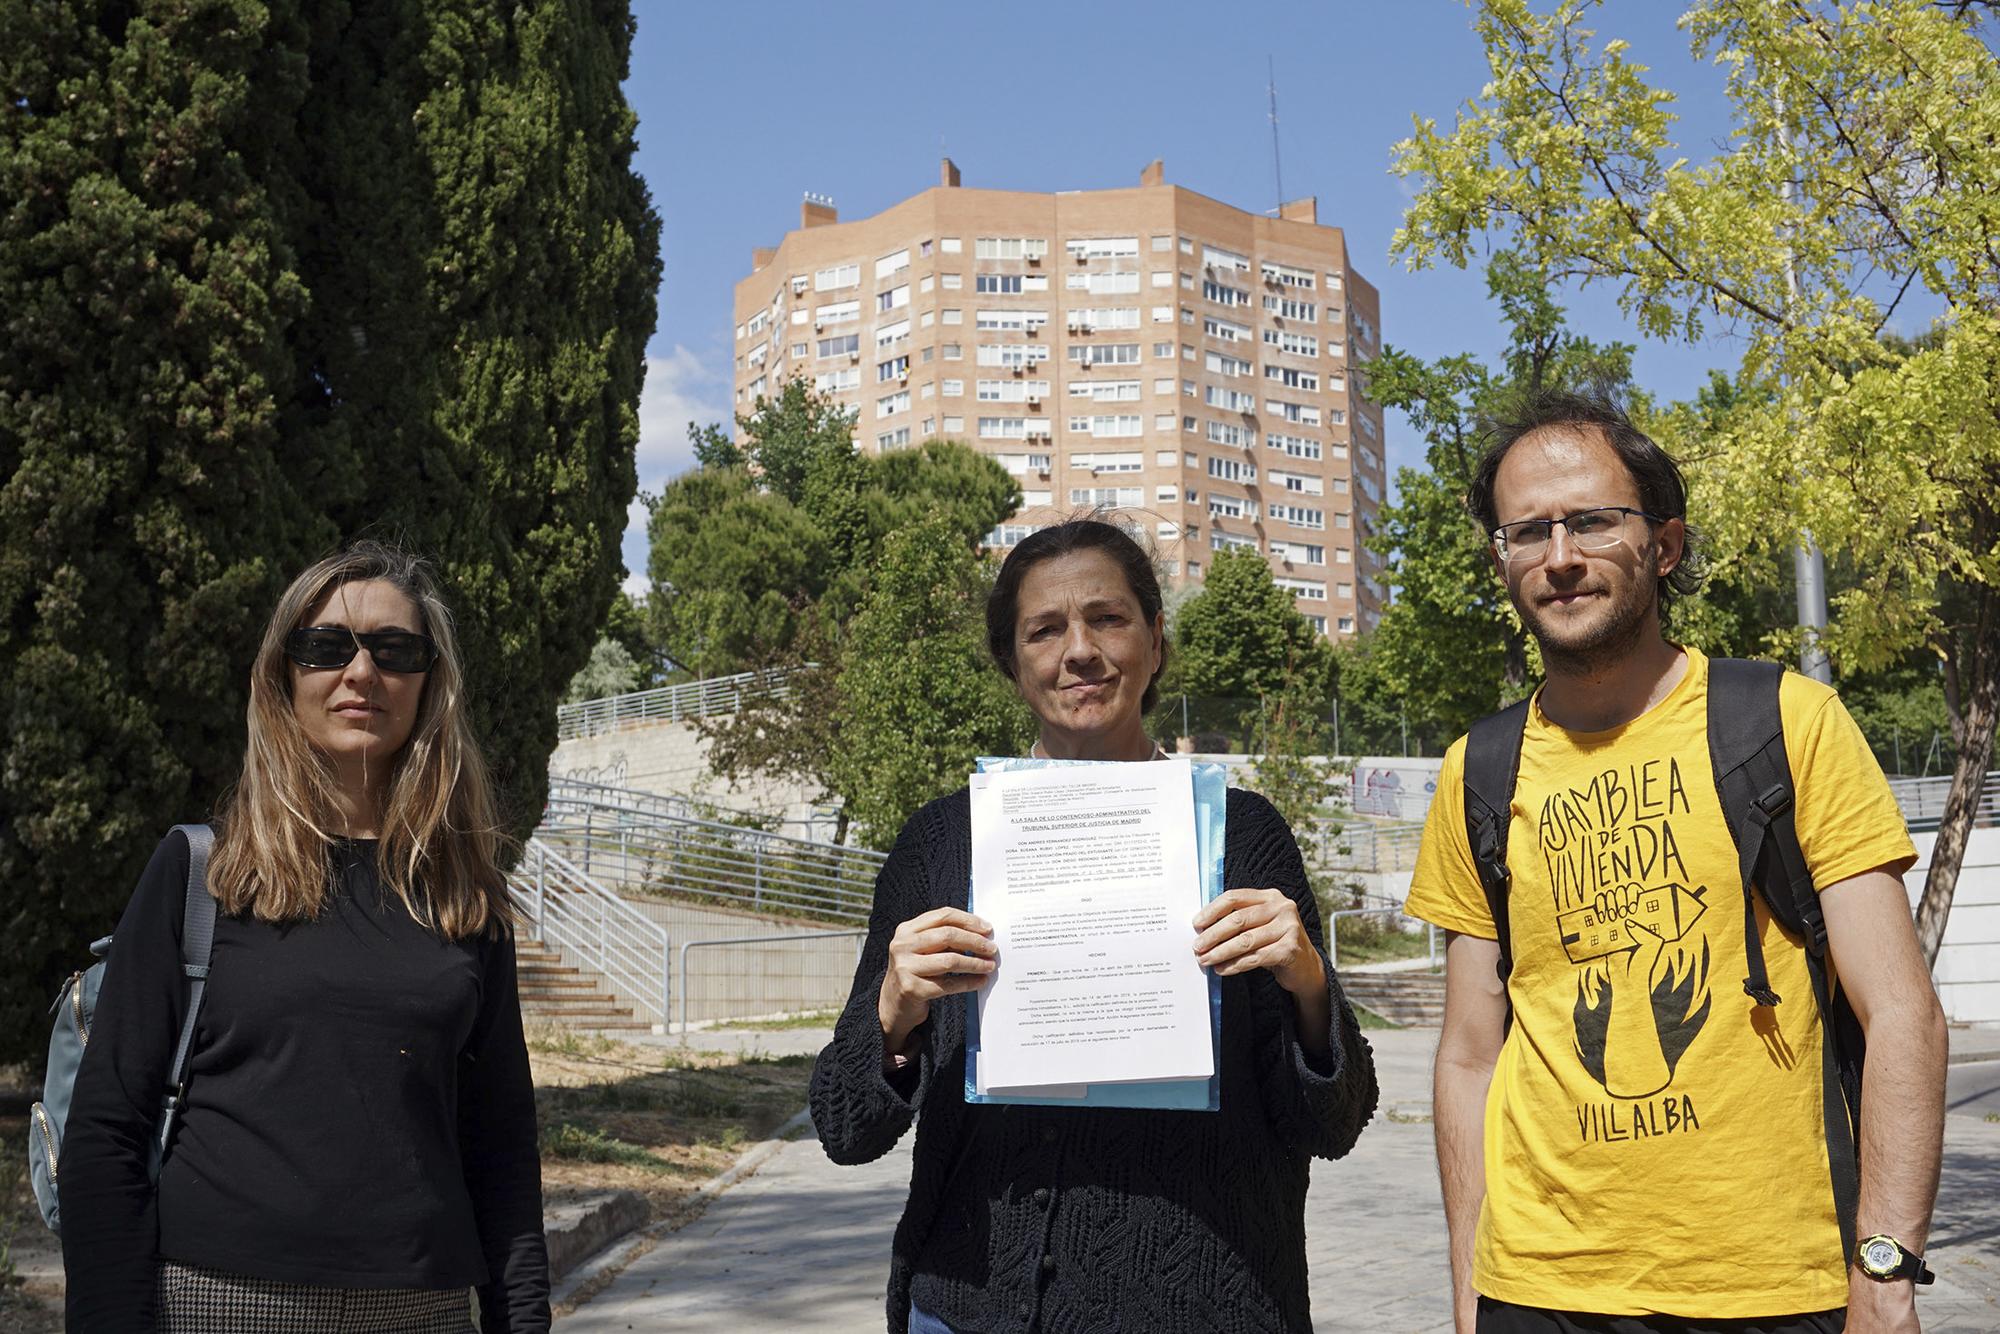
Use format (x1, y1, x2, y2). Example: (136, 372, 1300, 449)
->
(731, 158, 1385, 637)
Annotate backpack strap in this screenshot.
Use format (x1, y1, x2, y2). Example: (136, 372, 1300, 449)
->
(1705, 658, 1858, 1257)
(1462, 697, 1533, 988)
(159, 823, 216, 1161)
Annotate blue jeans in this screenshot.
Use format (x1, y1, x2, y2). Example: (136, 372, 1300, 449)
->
(909, 1302, 962, 1334)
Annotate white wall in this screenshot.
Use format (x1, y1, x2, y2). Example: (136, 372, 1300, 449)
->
(1907, 826, 2000, 1024)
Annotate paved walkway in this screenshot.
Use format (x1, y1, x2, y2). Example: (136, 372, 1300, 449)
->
(560, 1027, 2000, 1334)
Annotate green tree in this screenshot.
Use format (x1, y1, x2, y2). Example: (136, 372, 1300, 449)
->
(563, 636, 642, 703)
(1173, 547, 1336, 736)
(829, 516, 1033, 850)
(1391, 0, 2000, 960)
(0, 0, 658, 1062)
(1242, 675, 1346, 912)
(867, 439, 1025, 552)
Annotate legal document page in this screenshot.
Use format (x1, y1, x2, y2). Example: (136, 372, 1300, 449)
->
(969, 757, 1212, 1090)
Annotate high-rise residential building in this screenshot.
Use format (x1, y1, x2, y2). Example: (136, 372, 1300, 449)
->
(730, 158, 1386, 638)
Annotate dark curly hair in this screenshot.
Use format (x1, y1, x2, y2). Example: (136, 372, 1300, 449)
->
(1466, 385, 1705, 624)
(985, 518, 1169, 711)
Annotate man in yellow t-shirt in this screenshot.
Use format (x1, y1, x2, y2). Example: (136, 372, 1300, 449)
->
(1404, 389, 1947, 1334)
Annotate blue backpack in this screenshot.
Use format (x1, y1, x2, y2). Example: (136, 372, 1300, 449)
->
(28, 824, 216, 1233)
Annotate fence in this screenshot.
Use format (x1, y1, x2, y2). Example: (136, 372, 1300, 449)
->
(555, 668, 801, 740)
(678, 930, 867, 1033)
(540, 776, 885, 923)
(1326, 906, 1440, 972)
(1886, 769, 2000, 833)
(507, 838, 673, 1029)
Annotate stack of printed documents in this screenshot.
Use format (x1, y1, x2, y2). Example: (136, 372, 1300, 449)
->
(964, 755, 1226, 1111)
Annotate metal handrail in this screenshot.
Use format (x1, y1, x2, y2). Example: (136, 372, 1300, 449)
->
(1318, 819, 1428, 874)
(1887, 770, 2000, 833)
(507, 838, 672, 1030)
(677, 929, 867, 1036)
(539, 781, 887, 923)
(556, 668, 802, 740)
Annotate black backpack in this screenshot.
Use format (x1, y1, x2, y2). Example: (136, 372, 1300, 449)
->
(1461, 657, 1863, 1257)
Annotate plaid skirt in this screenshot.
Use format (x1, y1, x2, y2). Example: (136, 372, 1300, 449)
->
(157, 1260, 475, 1333)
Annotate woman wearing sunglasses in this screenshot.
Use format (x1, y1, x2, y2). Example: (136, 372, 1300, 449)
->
(58, 540, 548, 1332)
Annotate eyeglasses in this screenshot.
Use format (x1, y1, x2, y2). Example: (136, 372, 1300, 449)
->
(1491, 506, 1665, 564)
(285, 627, 439, 674)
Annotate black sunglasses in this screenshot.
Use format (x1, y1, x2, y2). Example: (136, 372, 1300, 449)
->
(285, 627, 439, 674)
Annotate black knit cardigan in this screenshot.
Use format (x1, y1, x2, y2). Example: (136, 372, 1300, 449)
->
(809, 786, 1380, 1334)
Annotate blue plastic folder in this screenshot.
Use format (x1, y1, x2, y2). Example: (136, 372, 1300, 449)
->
(963, 757, 1227, 1111)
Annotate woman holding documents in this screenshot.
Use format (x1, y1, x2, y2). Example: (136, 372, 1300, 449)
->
(811, 518, 1378, 1334)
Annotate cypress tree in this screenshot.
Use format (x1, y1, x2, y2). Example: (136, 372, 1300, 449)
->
(0, 0, 660, 1063)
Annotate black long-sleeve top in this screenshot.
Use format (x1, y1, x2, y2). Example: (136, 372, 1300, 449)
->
(810, 787, 1379, 1334)
(59, 828, 550, 1332)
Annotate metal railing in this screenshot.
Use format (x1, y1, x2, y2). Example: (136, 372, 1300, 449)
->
(677, 929, 867, 1035)
(1327, 906, 1440, 972)
(1887, 770, 2000, 833)
(508, 838, 673, 1030)
(540, 777, 886, 923)
(556, 668, 803, 740)
(1319, 819, 1429, 874)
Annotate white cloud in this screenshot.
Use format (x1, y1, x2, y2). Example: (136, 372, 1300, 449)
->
(622, 345, 731, 594)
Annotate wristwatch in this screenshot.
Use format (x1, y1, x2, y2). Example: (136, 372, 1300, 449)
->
(1855, 1234, 1935, 1285)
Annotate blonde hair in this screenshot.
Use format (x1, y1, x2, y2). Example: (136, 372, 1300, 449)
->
(210, 540, 516, 937)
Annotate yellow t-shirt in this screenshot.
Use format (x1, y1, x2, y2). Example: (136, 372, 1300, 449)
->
(1405, 648, 1915, 1317)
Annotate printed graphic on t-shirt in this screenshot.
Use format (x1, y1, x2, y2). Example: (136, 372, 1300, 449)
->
(1538, 756, 1711, 1133)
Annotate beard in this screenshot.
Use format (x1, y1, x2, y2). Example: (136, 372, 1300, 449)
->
(1515, 553, 1662, 678)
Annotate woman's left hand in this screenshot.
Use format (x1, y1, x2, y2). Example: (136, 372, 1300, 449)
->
(1192, 888, 1327, 999)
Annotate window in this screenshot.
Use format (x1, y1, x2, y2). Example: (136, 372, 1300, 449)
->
(941, 378, 964, 396)
(817, 334, 860, 358)
(1274, 576, 1326, 600)
(745, 341, 768, 368)
(1151, 235, 1174, 251)
(1150, 270, 1174, 288)
(941, 237, 962, 254)
(1068, 379, 1142, 402)
(1211, 529, 1259, 552)
(790, 310, 809, 326)
(1265, 364, 1320, 392)
(815, 299, 859, 326)
(942, 343, 963, 360)
(979, 417, 1028, 439)
(975, 236, 1049, 260)
(919, 275, 934, 294)
(815, 262, 859, 291)
(977, 343, 1051, 368)
(875, 249, 910, 280)
(1337, 616, 1354, 633)
(1071, 450, 1144, 470)
(985, 523, 1039, 547)
(923, 416, 936, 435)
(1261, 294, 1317, 321)
(1076, 416, 1143, 439)
(1208, 494, 1251, 521)
(1155, 450, 1178, 466)
(1207, 456, 1255, 483)
(1272, 541, 1326, 565)
(876, 427, 911, 450)
(1204, 385, 1256, 413)
(1179, 236, 1195, 254)
(1336, 582, 1353, 598)
(1269, 502, 1325, 529)
(1205, 351, 1253, 377)
(943, 415, 965, 433)
(1155, 485, 1178, 503)
(941, 273, 963, 290)
(1261, 261, 1315, 289)
(876, 319, 911, 347)
(1203, 316, 1251, 342)
(1266, 398, 1321, 426)
(877, 284, 910, 313)
(979, 379, 1050, 403)
(1067, 307, 1141, 331)
(790, 274, 809, 296)
(877, 391, 909, 418)
(1153, 342, 1175, 359)
(1206, 420, 1255, 448)
(876, 355, 909, 383)
(1263, 328, 1320, 357)
(918, 311, 935, 329)
(790, 342, 807, 358)
(1023, 489, 1052, 507)
(1152, 306, 1174, 323)
(977, 309, 1047, 332)
(1070, 486, 1144, 507)
(814, 368, 859, 391)
(1202, 245, 1251, 272)
(977, 273, 1025, 294)
(1335, 547, 1352, 563)
(941, 308, 963, 325)
(1203, 280, 1250, 307)
(1066, 270, 1140, 295)
(1270, 432, 1322, 461)
(1065, 236, 1139, 261)
(1271, 469, 1324, 495)
(1067, 343, 1142, 366)
(920, 240, 934, 257)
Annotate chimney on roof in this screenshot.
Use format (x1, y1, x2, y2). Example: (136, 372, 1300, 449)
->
(941, 157, 961, 188)
(751, 245, 777, 271)
(801, 192, 838, 229)
(1279, 196, 1318, 224)
(1140, 158, 1165, 187)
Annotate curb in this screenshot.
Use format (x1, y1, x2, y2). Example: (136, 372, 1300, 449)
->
(545, 1189, 650, 1281)
(550, 1105, 815, 1310)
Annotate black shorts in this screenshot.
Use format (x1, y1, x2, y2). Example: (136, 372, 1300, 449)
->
(1475, 1296, 1844, 1334)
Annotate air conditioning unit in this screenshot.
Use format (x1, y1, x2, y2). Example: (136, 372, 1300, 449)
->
(1011, 364, 1025, 377)
(899, 373, 909, 385)
(1074, 251, 1088, 264)
(1027, 395, 1041, 408)
(814, 321, 824, 331)
(1026, 252, 1042, 265)
(848, 351, 859, 363)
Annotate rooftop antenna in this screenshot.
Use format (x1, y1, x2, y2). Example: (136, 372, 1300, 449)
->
(1267, 56, 1285, 214)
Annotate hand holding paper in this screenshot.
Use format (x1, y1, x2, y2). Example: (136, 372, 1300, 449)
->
(878, 907, 996, 1057)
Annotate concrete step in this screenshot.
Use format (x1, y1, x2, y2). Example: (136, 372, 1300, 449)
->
(1340, 971, 1448, 1027)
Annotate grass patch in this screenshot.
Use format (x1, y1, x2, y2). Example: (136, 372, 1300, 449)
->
(1352, 1003, 1401, 1031)
(1331, 915, 1436, 967)
(718, 1010, 840, 1032)
(541, 1122, 674, 1173)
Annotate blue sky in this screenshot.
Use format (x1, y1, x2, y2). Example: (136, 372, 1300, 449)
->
(614, 0, 1750, 591)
